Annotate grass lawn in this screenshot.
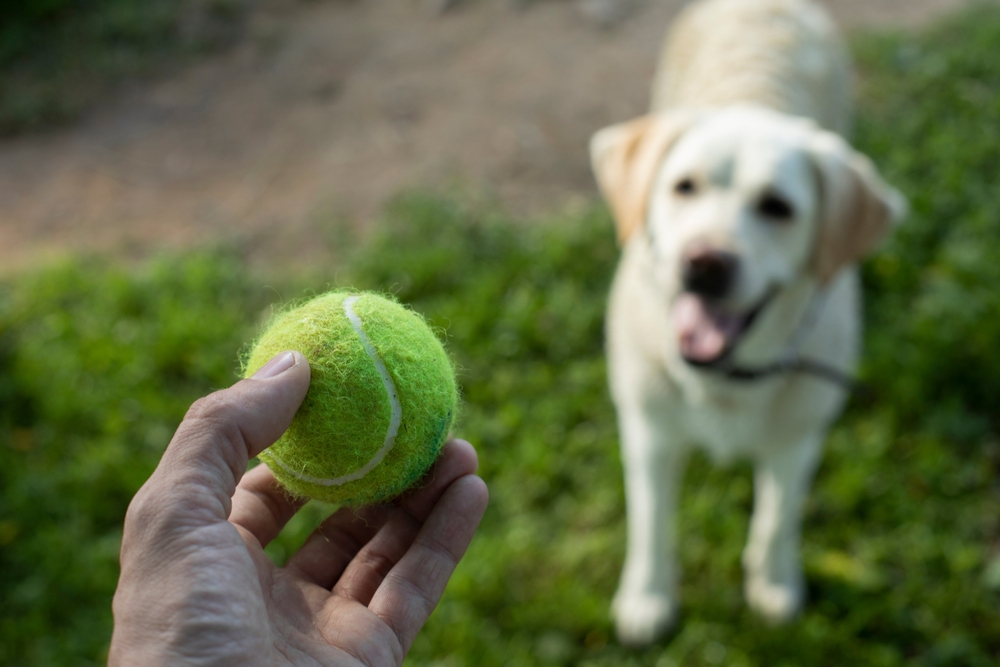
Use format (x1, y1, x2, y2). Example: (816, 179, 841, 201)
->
(2, 5, 1000, 666)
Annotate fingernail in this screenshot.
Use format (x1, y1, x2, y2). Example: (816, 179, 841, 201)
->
(252, 351, 296, 379)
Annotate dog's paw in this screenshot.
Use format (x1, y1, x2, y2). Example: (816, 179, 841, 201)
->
(744, 574, 804, 624)
(612, 590, 678, 647)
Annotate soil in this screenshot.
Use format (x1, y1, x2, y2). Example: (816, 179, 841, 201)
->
(0, 0, 982, 270)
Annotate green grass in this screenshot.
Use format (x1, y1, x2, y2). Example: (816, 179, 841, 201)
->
(0, 0, 250, 135)
(3, 5, 1000, 666)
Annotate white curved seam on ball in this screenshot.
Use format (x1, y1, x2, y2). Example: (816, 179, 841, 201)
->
(267, 295, 402, 486)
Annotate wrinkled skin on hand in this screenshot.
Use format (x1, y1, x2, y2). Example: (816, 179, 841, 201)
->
(110, 351, 488, 667)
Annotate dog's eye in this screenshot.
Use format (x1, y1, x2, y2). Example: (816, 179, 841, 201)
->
(758, 194, 794, 221)
(674, 178, 697, 196)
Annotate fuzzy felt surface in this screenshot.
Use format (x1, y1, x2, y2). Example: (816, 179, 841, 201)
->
(243, 291, 458, 505)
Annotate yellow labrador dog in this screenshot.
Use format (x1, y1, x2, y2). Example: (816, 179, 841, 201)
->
(591, 0, 906, 646)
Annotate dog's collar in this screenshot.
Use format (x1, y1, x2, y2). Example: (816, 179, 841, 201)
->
(694, 354, 858, 390)
(685, 285, 859, 392)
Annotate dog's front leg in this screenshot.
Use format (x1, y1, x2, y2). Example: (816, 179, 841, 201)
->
(743, 431, 824, 623)
(613, 403, 688, 647)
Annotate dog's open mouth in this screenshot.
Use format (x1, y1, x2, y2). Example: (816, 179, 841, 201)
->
(671, 291, 773, 365)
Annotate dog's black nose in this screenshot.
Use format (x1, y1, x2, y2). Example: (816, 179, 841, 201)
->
(681, 249, 738, 299)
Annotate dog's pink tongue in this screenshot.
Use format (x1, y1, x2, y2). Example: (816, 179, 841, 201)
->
(672, 294, 742, 363)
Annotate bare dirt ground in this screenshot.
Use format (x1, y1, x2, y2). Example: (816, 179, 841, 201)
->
(0, 0, 980, 270)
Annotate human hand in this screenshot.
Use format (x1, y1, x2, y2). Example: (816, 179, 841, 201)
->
(109, 351, 488, 666)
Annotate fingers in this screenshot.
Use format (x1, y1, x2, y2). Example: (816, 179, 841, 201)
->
(285, 439, 479, 590)
(396, 439, 480, 520)
(285, 504, 394, 589)
(368, 474, 488, 655)
(229, 464, 308, 548)
(137, 351, 311, 527)
(329, 440, 479, 602)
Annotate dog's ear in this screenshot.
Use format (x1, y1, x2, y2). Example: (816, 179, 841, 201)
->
(590, 111, 699, 244)
(808, 132, 908, 283)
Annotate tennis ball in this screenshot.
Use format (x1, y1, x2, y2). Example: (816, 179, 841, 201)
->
(243, 291, 458, 505)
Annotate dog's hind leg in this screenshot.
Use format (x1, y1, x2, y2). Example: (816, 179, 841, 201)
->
(612, 401, 688, 647)
(743, 431, 824, 623)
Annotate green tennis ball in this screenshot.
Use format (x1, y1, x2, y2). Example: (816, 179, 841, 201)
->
(243, 291, 458, 505)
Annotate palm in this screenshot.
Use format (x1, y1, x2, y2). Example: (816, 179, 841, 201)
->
(230, 514, 404, 666)
(244, 549, 404, 666)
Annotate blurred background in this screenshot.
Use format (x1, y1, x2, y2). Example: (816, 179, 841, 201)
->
(2, 0, 1000, 665)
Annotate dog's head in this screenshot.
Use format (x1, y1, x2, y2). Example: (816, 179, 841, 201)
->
(591, 106, 906, 365)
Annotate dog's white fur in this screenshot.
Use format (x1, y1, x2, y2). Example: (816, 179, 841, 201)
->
(590, 0, 906, 646)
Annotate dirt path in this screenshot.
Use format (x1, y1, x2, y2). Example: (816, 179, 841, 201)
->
(0, 0, 979, 270)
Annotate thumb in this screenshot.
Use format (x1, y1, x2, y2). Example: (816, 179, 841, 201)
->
(141, 350, 311, 525)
